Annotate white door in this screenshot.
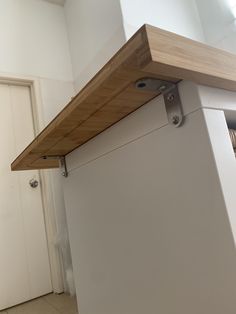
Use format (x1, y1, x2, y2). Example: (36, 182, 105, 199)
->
(0, 83, 52, 310)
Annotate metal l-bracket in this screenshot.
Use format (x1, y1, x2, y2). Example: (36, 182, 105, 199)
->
(135, 78, 184, 127)
(42, 155, 68, 177)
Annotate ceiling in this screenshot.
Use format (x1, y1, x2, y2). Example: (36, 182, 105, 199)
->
(41, 0, 65, 6)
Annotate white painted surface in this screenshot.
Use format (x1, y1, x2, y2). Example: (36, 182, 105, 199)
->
(196, 0, 234, 44)
(0, 0, 72, 81)
(64, 0, 205, 92)
(41, 0, 65, 6)
(0, 0, 75, 128)
(64, 83, 236, 313)
(64, 99, 236, 313)
(39, 78, 75, 125)
(0, 0, 75, 123)
(196, 0, 236, 53)
(0, 84, 52, 310)
(196, 84, 236, 111)
(189, 83, 236, 126)
(64, 0, 126, 92)
(0, 0, 75, 294)
(120, 0, 205, 41)
(38, 77, 75, 293)
(203, 109, 236, 244)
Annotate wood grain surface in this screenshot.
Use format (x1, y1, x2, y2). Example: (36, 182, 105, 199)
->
(11, 24, 236, 171)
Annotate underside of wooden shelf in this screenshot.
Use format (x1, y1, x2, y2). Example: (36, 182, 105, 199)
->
(11, 24, 236, 171)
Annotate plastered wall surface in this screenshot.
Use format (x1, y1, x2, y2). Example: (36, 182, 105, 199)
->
(195, 0, 236, 53)
(0, 0, 75, 123)
(0, 0, 72, 81)
(64, 0, 126, 92)
(120, 0, 205, 40)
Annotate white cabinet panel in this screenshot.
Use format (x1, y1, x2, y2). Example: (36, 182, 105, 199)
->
(64, 104, 236, 314)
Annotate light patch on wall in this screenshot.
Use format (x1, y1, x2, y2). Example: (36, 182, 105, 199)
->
(41, 0, 65, 6)
(228, 0, 236, 17)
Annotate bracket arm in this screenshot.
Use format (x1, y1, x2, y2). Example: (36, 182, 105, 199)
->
(135, 78, 184, 127)
(42, 155, 68, 177)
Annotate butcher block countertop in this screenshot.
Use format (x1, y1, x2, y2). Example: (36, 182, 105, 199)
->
(11, 24, 236, 171)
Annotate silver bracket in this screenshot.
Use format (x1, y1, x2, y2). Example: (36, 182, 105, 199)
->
(135, 78, 184, 127)
(42, 155, 68, 177)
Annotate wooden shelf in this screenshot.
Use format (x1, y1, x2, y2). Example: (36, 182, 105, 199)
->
(11, 24, 236, 171)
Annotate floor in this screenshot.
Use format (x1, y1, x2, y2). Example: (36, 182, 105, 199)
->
(0, 293, 78, 314)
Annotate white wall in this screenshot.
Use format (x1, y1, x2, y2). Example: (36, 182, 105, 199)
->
(0, 0, 72, 81)
(120, 0, 205, 41)
(195, 0, 236, 53)
(39, 78, 74, 125)
(0, 0, 75, 121)
(64, 0, 126, 92)
(65, 0, 205, 93)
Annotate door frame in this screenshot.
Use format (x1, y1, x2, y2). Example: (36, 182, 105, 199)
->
(0, 73, 64, 294)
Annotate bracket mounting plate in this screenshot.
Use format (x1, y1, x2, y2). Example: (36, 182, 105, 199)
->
(42, 155, 68, 177)
(135, 78, 184, 127)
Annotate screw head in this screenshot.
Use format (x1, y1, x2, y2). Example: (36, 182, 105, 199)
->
(167, 93, 175, 101)
(136, 82, 146, 89)
(172, 115, 180, 125)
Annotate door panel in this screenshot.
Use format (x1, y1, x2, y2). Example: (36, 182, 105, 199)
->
(0, 84, 52, 310)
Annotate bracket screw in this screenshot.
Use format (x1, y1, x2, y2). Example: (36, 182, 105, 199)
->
(172, 115, 180, 125)
(136, 82, 146, 89)
(167, 93, 175, 102)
